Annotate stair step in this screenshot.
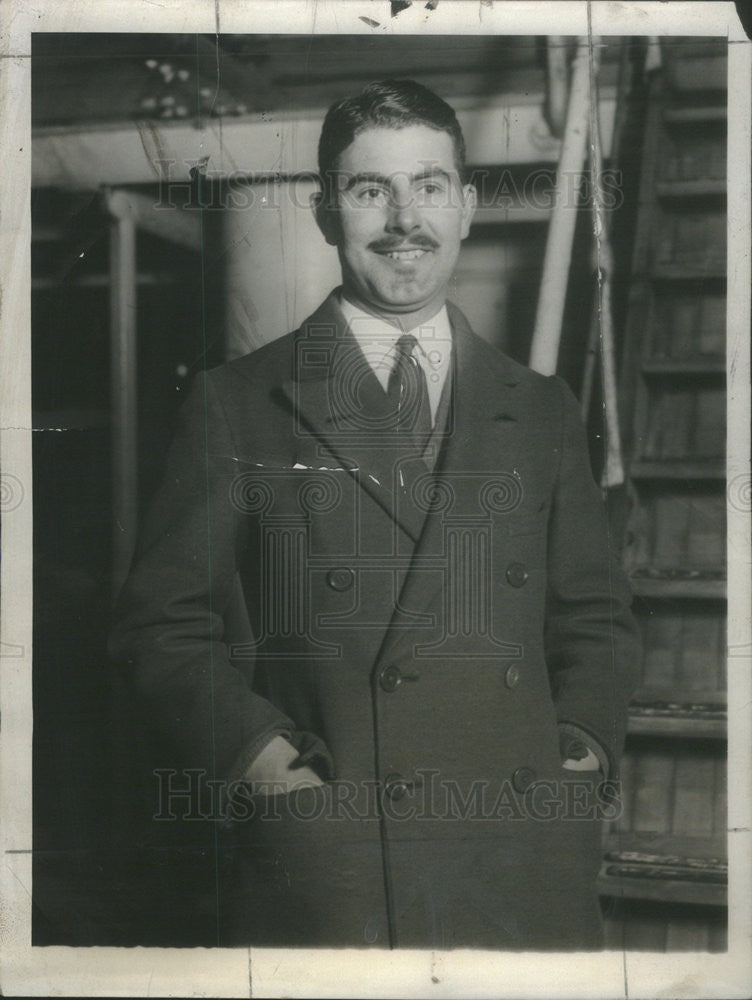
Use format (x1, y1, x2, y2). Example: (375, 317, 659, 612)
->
(598, 867, 727, 906)
(663, 44, 728, 94)
(630, 572, 726, 600)
(604, 833, 726, 859)
(630, 700, 726, 718)
(663, 105, 727, 125)
(633, 685, 726, 707)
(605, 851, 726, 879)
(629, 460, 725, 480)
(650, 264, 726, 281)
(599, 831, 728, 905)
(642, 356, 725, 377)
(656, 180, 726, 200)
(628, 702, 726, 739)
(600, 834, 728, 905)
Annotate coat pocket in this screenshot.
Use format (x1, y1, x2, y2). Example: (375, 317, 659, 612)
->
(222, 783, 388, 946)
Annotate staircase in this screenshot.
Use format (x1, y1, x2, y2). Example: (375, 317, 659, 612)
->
(599, 39, 728, 950)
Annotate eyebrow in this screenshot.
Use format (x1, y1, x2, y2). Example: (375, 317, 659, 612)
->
(341, 167, 453, 192)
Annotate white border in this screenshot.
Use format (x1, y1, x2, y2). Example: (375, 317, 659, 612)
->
(1, 2, 750, 997)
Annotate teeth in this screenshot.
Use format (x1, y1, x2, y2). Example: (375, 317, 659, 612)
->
(385, 249, 428, 261)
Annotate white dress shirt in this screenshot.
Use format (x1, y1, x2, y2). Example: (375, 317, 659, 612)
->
(338, 292, 453, 426)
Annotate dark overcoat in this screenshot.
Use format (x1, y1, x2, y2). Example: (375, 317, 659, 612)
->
(110, 290, 640, 950)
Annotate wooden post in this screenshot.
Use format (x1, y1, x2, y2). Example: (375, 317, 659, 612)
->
(586, 37, 624, 489)
(529, 37, 592, 375)
(105, 189, 138, 598)
(581, 38, 633, 424)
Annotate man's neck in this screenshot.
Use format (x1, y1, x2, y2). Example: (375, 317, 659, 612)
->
(340, 288, 446, 333)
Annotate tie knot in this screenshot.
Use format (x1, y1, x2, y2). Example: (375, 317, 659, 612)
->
(394, 333, 419, 361)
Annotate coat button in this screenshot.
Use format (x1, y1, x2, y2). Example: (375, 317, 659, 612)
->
(506, 562, 528, 587)
(326, 567, 354, 591)
(511, 766, 536, 793)
(505, 665, 521, 689)
(379, 665, 402, 692)
(384, 774, 410, 801)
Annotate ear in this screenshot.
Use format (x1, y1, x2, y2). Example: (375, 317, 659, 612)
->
(459, 183, 477, 240)
(310, 189, 340, 247)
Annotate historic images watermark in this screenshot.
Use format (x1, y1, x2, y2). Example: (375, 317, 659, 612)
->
(727, 473, 752, 512)
(0, 472, 25, 512)
(151, 160, 624, 213)
(153, 768, 622, 824)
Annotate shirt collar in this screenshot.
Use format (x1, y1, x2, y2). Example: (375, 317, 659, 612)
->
(338, 291, 452, 370)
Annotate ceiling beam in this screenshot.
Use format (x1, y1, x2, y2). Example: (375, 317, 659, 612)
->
(33, 92, 616, 190)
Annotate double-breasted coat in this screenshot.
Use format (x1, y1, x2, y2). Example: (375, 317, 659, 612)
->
(110, 290, 640, 950)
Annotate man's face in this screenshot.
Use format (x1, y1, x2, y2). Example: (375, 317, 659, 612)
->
(316, 124, 476, 324)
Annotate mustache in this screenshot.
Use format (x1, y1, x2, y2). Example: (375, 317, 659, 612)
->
(369, 235, 439, 253)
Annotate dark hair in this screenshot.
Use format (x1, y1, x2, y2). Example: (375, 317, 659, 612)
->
(318, 79, 467, 194)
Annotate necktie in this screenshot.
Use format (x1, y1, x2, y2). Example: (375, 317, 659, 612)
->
(387, 333, 432, 452)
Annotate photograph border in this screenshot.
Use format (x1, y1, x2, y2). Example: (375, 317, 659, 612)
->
(1, 2, 750, 996)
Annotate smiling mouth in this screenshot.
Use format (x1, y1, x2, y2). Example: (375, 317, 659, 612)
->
(378, 248, 431, 261)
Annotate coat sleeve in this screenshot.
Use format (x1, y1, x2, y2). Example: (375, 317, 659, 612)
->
(544, 376, 641, 776)
(108, 373, 298, 783)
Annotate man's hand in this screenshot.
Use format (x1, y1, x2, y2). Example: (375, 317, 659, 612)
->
(561, 747, 601, 771)
(243, 734, 325, 793)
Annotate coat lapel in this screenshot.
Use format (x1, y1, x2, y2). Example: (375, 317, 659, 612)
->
(377, 301, 526, 665)
(281, 291, 432, 543)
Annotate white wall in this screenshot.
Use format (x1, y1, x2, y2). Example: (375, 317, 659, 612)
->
(222, 178, 341, 357)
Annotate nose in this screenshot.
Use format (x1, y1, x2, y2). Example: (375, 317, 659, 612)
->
(385, 192, 420, 235)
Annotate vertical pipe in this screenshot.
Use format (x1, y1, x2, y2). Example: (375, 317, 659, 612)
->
(586, 36, 624, 489)
(546, 36, 569, 138)
(107, 190, 138, 597)
(529, 37, 592, 375)
(581, 38, 633, 423)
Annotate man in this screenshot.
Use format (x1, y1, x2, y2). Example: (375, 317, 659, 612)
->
(110, 80, 640, 950)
